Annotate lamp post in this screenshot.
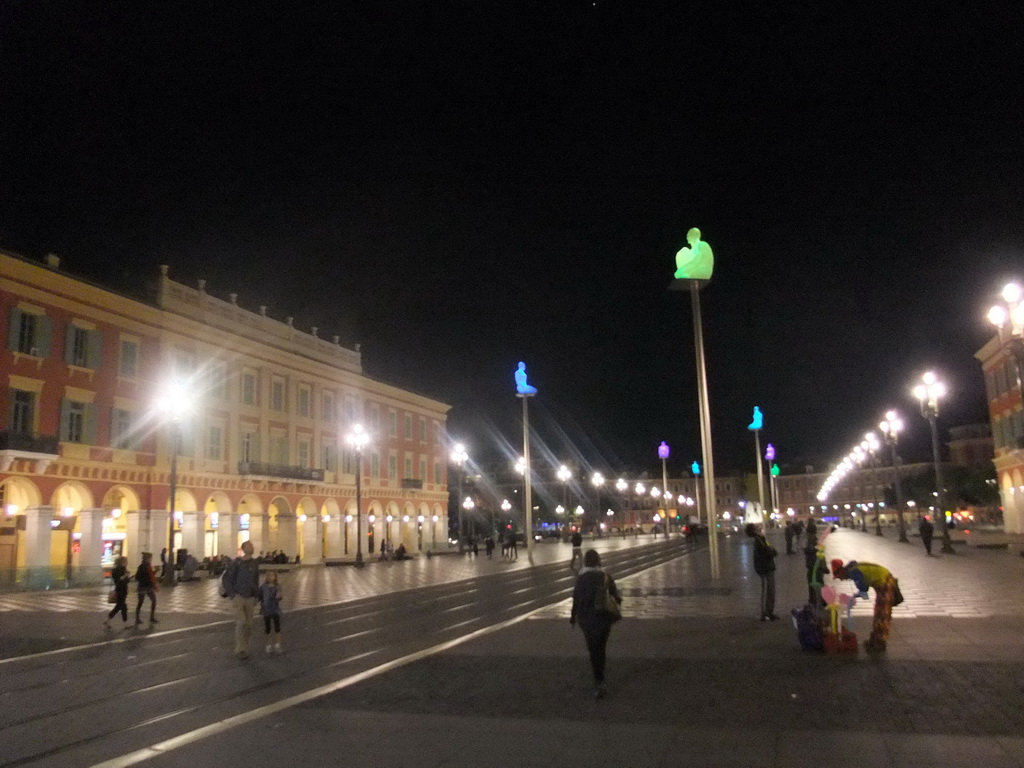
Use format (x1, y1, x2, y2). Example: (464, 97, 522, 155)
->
(345, 423, 370, 568)
(862, 432, 882, 536)
(748, 407, 766, 516)
(691, 461, 703, 535)
(431, 514, 438, 550)
(591, 472, 605, 537)
(156, 380, 190, 586)
(514, 362, 537, 562)
(988, 282, 1024, 392)
(764, 442, 776, 519)
(450, 443, 469, 554)
(616, 478, 628, 538)
(914, 371, 955, 555)
(462, 497, 475, 548)
(658, 442, 671, 535)
(770, 463, 780, 523)
(557, 464, 572, 524)
(651, 487, 662, 537)
(880, 410, 908, 542)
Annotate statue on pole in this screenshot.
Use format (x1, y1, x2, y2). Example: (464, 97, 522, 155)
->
(674, 227, 715, 281)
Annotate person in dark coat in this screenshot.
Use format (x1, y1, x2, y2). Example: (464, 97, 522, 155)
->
(134, 552, 159, 625)
(104, 556, 131, 628)
(784, 521, 795, 554)
(570, 549, 622, 699)
(919, 516, 935, 555)
(746, 523, 778, 621)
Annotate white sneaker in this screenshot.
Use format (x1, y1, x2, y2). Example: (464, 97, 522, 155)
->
(265, 644, 273, 653)
(274, 643, 282, 654)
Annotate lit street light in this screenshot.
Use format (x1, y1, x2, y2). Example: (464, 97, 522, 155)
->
(914, 371, 954, 555)
(557, 464, 572, 518)
(591, 472, 605, 536)
(987, 282, 1024, 393)
(155, 379, 190, 586)
(450, 442, 469, 554)
(880, 410, 908, 542)
(345, 424, 371, 568)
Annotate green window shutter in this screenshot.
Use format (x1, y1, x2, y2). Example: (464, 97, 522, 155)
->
(88, 329, 103, 369)
(64, 324, 76, 364)
(83, 403, 97, 445)
(37, 315, 52, 358)
(59, 399, 71, 441)
(7, 308, 22, 351)
(252, 433, 261, 463)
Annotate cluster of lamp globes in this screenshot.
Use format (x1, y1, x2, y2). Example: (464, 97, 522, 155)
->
(818, 430, 882, 503)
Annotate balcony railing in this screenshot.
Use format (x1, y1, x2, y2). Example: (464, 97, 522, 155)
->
(237, 462, 325, 482)
(0, 431, 59, 455)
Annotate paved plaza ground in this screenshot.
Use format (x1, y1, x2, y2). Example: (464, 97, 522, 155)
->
(4, 528, 1024, 767)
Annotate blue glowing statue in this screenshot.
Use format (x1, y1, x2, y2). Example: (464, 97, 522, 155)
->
(748, 406, 763, 431)
(691, 461, 701, 476)
(515, 362, 537, 395)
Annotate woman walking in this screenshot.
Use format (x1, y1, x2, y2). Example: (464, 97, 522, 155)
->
(259, 571, 284, 653)
(104, 556, 131, 628)
(134, 551, 159, 625)
(570, 549, 622, 699)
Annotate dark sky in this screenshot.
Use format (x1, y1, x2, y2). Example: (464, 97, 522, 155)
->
(2, 2, 1022, 478)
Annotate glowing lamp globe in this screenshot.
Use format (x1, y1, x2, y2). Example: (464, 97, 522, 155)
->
(658, 442, 670, 459)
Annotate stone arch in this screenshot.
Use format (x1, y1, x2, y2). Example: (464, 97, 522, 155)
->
(204, 492, 233, 514)
(1, 476, 42, 513)
(366, 500, 384, 554)
(268, 496, 297, 557)
(296, 497, 319, 562)
(102, 485, 140, 512)
(51, 481, 94, 513)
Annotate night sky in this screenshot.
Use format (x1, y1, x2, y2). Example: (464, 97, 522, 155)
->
(2, 3, 1022, 477)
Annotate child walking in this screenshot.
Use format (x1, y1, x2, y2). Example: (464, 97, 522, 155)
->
(259, 571, 284, 654)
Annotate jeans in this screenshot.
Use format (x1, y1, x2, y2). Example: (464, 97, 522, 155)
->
(136, 588, 156, 621)
(759, 572, 776, 618)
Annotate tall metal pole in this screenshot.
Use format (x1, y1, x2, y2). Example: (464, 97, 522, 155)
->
(520, 394, 534, 562)
(354, 449, 364, 567)
(661, 457, 669, 536)
(873, 456, 884, 536)
(928, 413, 955, 555)
(753, 429, 765, 518)
(889, 439, 908, 542)
(693, 474, 702, 534)
(691, 283, 720, 578)
(163, 421, 180, 586)
(457, 467, 465, 555)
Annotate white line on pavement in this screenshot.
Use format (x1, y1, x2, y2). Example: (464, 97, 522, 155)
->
(88, 601, 557, 768)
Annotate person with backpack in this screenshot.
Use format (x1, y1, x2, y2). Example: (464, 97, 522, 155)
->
(570, 549, 622, 699)
(221, 540, 261, 660)
(134, 552, 159, 625)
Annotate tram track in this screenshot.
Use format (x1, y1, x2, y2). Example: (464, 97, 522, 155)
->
(2, 539, 696, 768)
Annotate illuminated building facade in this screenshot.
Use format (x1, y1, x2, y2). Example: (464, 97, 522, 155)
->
(0, 251, 450, 585)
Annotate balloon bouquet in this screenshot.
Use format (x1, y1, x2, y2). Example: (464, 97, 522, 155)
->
(791, 526, 860, 653)
(820, 582, 860, 654)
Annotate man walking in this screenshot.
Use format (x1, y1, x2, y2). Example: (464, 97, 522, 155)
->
(570, 529, 584, 571)
(222, 541, 261, 660)
(919, 516, 935, 556)
(134, 552, 159, 626)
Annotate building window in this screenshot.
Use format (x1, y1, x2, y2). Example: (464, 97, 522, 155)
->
(323, 442, 338, 473)
(322, 391, 335, 422)
(404, 455, 413, 478)
(111, 408, 134, 449)
(119, 340, 139, 378)
(207, 425, 223, 460)
(297, 385, 311, 417)
(271, 434, 288, 465)
(404, 414, 412, 439)
(271, 379, 286, 412)
(419, 417, 426, 443)
(420, 456, 427, 481)
(388, 409, 397, 437)
(60, 399, 94, 444)
(371, 452, 380, 477)
(434, 460, 442, 485)
(344, 397, 355, 423)
(9, 390, 35, 434)
(241, 372, 257, 406)
(389, 454, 397, 479)
(209, 364, 227, 400)
(298, 440, 310, 468)
(65, 324, 101, 368)
(240, 430, 259, 463)
(370, 404, 380, 434)
(7, 308, 51, 357)
(341, 447, 355, 475)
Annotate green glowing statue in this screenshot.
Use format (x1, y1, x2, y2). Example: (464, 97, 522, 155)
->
(674, 227, 714, 280)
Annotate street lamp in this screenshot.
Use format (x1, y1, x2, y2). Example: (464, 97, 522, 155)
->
(748, 406, 766, 515)
(880, 410, 909, 542)
(155, 379, 191, 586)
(462, 496, 475, 545)
(450, 442, 469, 554)
(914, 371, 955, 555)
(862, 432, 883, 536)
(345, 423, 370, 568)
(591, 472, 605, 536)
(557, 464, 572, 518)
(765, 442, 777, 516)
(988, 282, 1024, 392)
(658, 442, 671, 535)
